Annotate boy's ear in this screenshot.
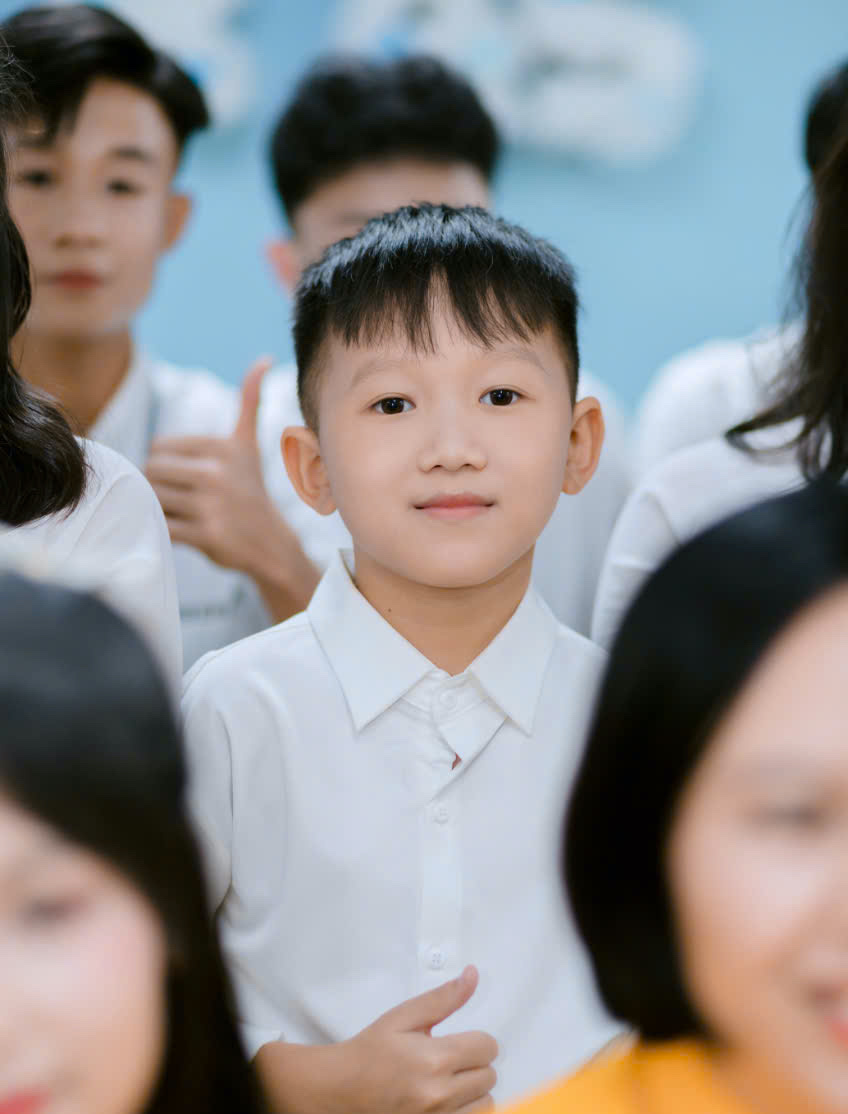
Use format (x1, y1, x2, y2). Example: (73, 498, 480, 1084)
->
(266, 238, 302, 293)
(282, 425, 337, 515)
(163, 192, 193, 253)
(562, 396, 605, 495)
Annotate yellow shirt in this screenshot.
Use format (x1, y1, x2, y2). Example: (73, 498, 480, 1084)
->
(502, 1039, 756, 1114)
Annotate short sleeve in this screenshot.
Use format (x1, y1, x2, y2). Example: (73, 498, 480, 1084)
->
(590, 485, 680, 650)
(181, 659, 235, 913)
(71, 449, 182, 693)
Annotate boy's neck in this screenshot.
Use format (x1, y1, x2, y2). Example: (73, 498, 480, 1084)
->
(13, 327, 134, 435)
(352, 549, 535, 675)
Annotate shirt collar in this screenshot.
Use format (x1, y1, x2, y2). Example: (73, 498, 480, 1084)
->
(308, 551, 558, 735)
(88, 346, 155, 469)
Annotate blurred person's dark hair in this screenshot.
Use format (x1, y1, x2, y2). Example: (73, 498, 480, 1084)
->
(293, 203, 579, 429)
(0, 31, 88, 525)
(0, 571, 268, 1113)
(565, 482, 848, 1038)
(0, 3, 210, 156)
(269, 54, 499, 222)
(803, 57, 848, 174)
(728, 120, 848, 478)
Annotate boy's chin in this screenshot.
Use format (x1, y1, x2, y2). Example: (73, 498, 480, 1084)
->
(391, 551, 530, 592)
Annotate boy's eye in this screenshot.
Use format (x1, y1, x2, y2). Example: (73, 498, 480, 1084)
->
(107, 179, 141, 195)
(17, 169, 53, 188)
(373, 397, 412, 415)
(481, 389, 520, 406)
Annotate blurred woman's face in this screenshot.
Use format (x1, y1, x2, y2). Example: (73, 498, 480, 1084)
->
(668, 585, 848, 1114)
(0, 794, 167, 1114)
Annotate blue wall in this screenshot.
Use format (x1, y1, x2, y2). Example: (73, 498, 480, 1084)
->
(1, 0, 845, 409)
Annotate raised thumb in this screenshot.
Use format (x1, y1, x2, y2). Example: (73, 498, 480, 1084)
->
(382, 966, 478, 1035)
(232, 355, 274, 444)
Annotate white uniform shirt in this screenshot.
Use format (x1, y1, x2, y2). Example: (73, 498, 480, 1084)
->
(634, 323, 802, 477)
(591, 428, 806, 649)
(0, 439, 182, 689)
(260, 365, 632, 637)
(90, 349, 348, 668)
(182, 551, 618, 1103)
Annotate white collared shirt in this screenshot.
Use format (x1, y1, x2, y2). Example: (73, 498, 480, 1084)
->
(591, 428, 806, 649)
(90, 349, 349, 668)
(259, 365, 632, 637)
(634, 323, 802, 477)
(0, 439, 182, 691)
(182, 552, 618, 1102)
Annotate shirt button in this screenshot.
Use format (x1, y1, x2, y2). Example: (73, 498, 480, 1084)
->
(440, 690, 458, 710)
(433, 803, 450, 824)
(428, 948, 446, 970)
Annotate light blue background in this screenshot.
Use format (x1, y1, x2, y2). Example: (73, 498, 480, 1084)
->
(2, 0, 845, 409)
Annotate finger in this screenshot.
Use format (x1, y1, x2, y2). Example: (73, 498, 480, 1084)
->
(151, 481, 201, 520)
(434, 1030, 499, 1072)
(145, 454, 217, 488)
(447, 1067, 497, 1111)
(381, 966, 478, 1035)
(149, 434, 229, 458)
(233, 355, 274, 446)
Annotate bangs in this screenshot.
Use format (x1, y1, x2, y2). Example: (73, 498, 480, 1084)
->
(294, 204, 580, 424)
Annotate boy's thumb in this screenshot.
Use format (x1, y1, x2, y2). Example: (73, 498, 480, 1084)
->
(384, 965, 478, 1035)
(233, 356, 274, 445)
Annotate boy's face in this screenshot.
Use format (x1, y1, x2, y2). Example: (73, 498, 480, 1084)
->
(8, 77, 190, 342)
(287, 304, 601, 592)
(269, 157, 491, 283)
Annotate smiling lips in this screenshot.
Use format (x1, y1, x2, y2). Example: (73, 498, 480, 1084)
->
(0, 1093, 48, 1114)
(415, 492, 494, 521)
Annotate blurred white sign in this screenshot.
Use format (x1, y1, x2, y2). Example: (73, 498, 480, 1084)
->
(51, 0, 256, 126)
(336, 0, 703, 164)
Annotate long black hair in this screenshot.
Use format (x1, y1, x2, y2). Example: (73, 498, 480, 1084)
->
(727, 121, 848, 479)
(0, 571, 267, 1114)
(565, 482, 848, 1039)
(0, 44, 87, 525)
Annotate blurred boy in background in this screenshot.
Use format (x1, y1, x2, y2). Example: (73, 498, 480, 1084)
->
(3, 3, 332, 668)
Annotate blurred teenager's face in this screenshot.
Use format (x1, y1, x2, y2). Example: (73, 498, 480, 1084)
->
(272, 157, 490, 281)
(285, 305, 601, 593)
(8, 77, 189, 342)
(0, 794, 168, 1114)
(668, 585, 848, 1114)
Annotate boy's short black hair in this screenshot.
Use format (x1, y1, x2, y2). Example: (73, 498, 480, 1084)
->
(293, 203, 579, 430)
(1, 3, 209, 156)
(564, 482, 848, 1040)
(804, 58, 848, 174)
(269, 54, 499, 222)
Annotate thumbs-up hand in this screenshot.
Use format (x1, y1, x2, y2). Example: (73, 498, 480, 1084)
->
(352, 966, 498, 1112)
(255, 967, 498, 1114)
(145, 357, 320, 620)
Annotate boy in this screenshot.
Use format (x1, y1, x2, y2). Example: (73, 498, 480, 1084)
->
(183, 205, 619, 1111)
(2, 3, 333, 667)
(165, 55, 631, 637)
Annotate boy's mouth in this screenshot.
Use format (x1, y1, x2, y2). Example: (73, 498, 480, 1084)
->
(48, 269, 104, 290)
(414, 492, 494, 521)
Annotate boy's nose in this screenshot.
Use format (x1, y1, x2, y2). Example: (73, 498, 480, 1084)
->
(52, 193, 107, 246)
(417, 411, 487, 472)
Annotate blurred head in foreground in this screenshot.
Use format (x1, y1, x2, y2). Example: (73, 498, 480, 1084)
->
(0, 573, 265, 1114)
(567, 483, 848, 1114)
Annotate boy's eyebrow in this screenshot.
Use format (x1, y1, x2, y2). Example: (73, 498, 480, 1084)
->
(107, 145, 160, 166)
(13, 136, 160, 167)
(347, 343, 557, 390)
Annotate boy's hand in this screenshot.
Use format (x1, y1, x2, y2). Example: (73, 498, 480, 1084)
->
(145, 357, 319, 621)
(255, 966, 498, 1114)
